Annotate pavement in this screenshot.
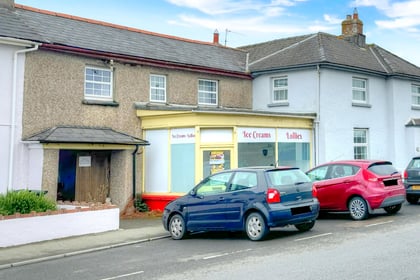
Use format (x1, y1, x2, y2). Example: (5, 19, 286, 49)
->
(0, 216, 169, 269)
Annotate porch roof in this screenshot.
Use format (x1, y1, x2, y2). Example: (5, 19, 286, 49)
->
(24, 126, 149, 145)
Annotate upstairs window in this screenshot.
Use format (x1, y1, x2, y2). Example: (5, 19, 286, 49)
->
(352, 78, 368, 103)
(272, 77, 288, 102)
(198, 79, 218, 105)
(353, 128, 368, 159)
(411, 84, 420, 106)
(84, 67, 112, 100)
(150, 75, 166, 102)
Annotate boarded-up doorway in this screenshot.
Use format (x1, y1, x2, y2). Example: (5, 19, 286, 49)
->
(75, 151, 111, 203)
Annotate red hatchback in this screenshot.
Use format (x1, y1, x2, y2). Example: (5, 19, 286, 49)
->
(306, 160, 406, 220)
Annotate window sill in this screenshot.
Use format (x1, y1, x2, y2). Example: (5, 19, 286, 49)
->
(352, 102, 371, 108)
(82, 99, 119, 107)
(411, 105, 420, 110)
(268, 102, 289, 107)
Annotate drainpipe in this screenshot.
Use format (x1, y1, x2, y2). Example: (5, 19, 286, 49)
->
(314, 64, 321, 166)
(132, 144, 139, 199)
(8, 43, 39, 191)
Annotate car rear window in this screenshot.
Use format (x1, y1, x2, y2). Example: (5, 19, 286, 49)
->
(368, 162, 398, 175)
(407, 158, 420, 169)
(266, 169, 311, 186)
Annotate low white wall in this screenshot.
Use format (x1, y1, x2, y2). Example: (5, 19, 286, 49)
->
(0, 206, 119, 247)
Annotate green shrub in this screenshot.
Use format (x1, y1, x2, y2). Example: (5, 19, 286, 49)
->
(0, 190, 57, 216)
(134, 196, 150, 212)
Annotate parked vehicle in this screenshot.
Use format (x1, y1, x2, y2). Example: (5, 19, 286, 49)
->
(162, 166, 320, 241)
(403, 157, 420, 204)
(306, 160, 406, 220)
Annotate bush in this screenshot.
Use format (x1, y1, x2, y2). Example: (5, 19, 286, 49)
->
(134, 196, 150, 212)
(0, 190, 57, 216)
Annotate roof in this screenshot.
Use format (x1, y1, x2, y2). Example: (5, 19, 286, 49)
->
(239, 32, 420, 79)
(24, 126, 149, 145)
(0, 4, 248, 76)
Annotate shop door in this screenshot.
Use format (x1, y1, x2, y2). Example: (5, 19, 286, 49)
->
(75, 151, 110, 203)
(202, 149, 231, 178)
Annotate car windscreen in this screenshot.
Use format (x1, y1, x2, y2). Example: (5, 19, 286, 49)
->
(368, 162, 398, 176)
(266, 169, 311, 186)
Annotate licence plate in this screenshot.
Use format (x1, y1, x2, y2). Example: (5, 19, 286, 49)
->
(412, 185, 420, 190)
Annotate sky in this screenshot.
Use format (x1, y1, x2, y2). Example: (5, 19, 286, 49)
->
(15, 0, 420, 67)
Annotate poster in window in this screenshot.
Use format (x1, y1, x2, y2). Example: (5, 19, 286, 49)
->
(210, 151, 225, 174)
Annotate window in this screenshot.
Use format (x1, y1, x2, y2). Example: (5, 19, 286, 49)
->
(150, 75, 166, 102)
(198, 79, 218, 105)
(84, 67, 112, 100)
(272, 77, 288, 102)
(352, 78, 367, 103)
(411, 84, 420, 106)
(353, 129, 368, 159)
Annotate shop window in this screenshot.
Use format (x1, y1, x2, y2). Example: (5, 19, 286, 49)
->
(278, 142, 310, 171)
(144, 129, 169, 193)
(171, 144, 195, 193)
(238, 143, 275, 167)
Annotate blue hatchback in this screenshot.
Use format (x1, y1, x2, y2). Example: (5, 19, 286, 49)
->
(162, 166, 320, 241)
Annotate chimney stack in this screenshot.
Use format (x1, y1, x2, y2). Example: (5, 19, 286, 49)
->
(340, 8, 366, 47)
(213, 29, 219, 44)
(0, 0, 14, 9)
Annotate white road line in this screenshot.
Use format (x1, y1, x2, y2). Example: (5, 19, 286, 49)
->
(202, 249, 252, 260)
(294, 232, 332, 242)
(99, 270, 144, 280)
(365, 220, 393, 227)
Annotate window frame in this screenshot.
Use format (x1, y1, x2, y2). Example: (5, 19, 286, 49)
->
(411, 84, 420, 107)
(198, 79, 218, 106)
(150, 74, 167, 103)
(352, 77, 368, 104)
(353, 128, 369, 159)
(84, 66, 113, 101)
(272, 76, 288, 103)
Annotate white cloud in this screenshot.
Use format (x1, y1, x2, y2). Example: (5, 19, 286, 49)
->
(323, 14, 342, 25)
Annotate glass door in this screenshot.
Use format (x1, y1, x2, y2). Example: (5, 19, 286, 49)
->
(202, 149, 231, 178)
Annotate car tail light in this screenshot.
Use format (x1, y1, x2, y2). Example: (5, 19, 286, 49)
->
(402, 170, 408, 183)
(312, 186, 318, 198)
(266, 188, 280, 203)
(363, 169, 378, 182)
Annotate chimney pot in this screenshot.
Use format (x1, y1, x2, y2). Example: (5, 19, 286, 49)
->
(213, 29, 219, 44)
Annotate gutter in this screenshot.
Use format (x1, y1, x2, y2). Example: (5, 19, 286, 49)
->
(8, 41, 40, 191)
(40, 44, 252, 80)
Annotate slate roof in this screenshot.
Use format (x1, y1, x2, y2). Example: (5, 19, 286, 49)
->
(24, 126, 149, 145)
(0, 4, 247, 74)
(239, 32, 420, 79)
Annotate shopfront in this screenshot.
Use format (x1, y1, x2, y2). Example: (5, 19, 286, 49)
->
(138, 108, 315, 210)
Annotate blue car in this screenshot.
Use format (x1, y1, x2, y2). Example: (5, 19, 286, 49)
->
(162, 166, 320, 241)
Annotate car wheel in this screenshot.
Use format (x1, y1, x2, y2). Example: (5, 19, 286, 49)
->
(348, 196, 369, 220)
(169, 214, 186, 240)
(295, 220, 315, 232)
(245, 212, 268, 241)
(384, 204, 402, 214)
(406, 196, 419, 205)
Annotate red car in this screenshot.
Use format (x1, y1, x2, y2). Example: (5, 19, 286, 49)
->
(306, 160, 406, 220)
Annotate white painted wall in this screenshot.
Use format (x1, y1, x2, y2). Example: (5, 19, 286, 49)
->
(0, 42, 43, 193)
(252, 66, 420, 171)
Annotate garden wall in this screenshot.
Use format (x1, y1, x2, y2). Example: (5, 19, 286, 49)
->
(0, 203, 119, 247)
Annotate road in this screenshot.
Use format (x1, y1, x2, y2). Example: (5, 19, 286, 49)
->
(1, 203, 420, 280)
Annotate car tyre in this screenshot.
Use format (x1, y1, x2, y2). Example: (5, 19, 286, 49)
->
(406, 196, 419, 205)
(245, 212, 268, 241)
(384, 203, 402, 214)
(348, 196, 369, 220)
(169, 214, 186, 240)
(295, 220, 315, 232)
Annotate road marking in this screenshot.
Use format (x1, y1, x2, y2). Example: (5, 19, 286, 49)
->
(99, 270, 144, 280)
(365, 220, 393, 227)
(202, 249, 252, 260)
(294, 232, 332, 241)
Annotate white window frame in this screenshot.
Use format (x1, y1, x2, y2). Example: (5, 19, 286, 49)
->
(352, 77, 368, 103)
(411, 84, 420, 106)
(353, 128, 368, 159)
(198, 79, 218, 105)
(272, 76, 288, 103)
(84, 66, 113, 100)
(150, 74, 166, 102)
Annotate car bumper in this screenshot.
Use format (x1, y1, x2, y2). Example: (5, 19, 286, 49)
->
(378, 195, 406, 208)
(266, 200, 320, 228)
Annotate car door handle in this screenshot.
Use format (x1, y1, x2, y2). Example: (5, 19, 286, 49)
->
(219, 197, 225, 201)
